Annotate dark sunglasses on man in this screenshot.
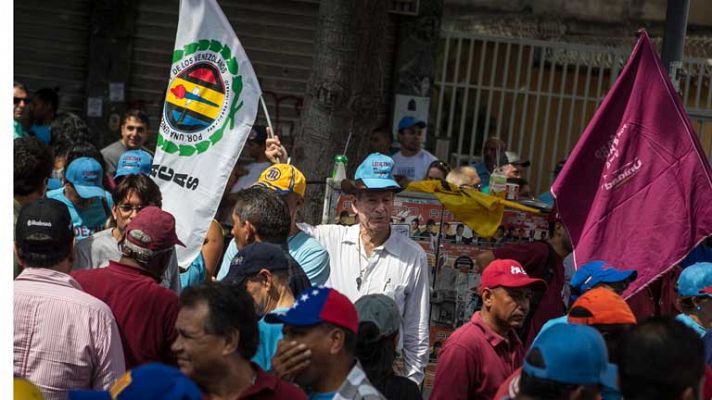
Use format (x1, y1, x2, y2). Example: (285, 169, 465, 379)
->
(13, 97, 30, 105)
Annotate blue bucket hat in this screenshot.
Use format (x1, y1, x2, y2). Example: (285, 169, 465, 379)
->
(569, 260, 637, 301)
(524, 324, 618, 392)
(677, 262, 712, 297)
(341, 153, 401, 193)
(68, 363, 202, 400)
(115, 149, 153, 180)
(397, 116, 426, 131)
(64, 157, 106, 199)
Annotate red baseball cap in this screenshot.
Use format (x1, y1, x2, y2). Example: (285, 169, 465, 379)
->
(264, 287, 359, 334)
(124, 206, 185, 255)
(479, 259, 547, 293)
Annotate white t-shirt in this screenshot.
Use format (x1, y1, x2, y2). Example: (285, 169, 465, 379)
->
(391, 150, 438, 181)
(230, 161, 271, 193)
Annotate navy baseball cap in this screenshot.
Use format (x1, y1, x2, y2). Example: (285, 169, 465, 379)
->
(677, 262, 712, 297)
(64, 157, 106, 199)
(570, 260, 637, 300)
(68, 363, 202, 400)
(224, 242, 290, 286)
(397, 116, 426, 131)
(265, 286, 358, 334)
(524, 324, 618, 391)
(115, 149, 153, 179)
(341, 153, 401, 193)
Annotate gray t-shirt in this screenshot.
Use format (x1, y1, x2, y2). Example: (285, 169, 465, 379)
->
(100, 140, 127, 176)
(73, 228, 181, 293)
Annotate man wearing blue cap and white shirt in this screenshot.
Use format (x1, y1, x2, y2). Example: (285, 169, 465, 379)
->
(286, 153, 430, 385)
(391, 116, 437, 183)
(47, 156, 113, 241)
(535, 260, 637, 340)
(513, 324, 618, 400)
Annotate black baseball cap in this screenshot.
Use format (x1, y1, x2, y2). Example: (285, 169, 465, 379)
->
(16, 198, 74, 258)
(224, 242, 290, 286)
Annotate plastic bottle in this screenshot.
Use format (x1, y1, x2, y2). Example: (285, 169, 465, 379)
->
(332, 154, 348, 182)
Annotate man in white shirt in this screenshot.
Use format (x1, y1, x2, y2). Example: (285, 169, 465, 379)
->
(294, 153, 430, 384)
(391, 116, 437, 182)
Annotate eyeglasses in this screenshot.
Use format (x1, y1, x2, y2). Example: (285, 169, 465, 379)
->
(117, 204, 144, 213)
(13, 97, 29, 105)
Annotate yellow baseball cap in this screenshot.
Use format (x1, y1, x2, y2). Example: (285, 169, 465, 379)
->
(14, 377, 44, 400)
(256, 164, 306, 197)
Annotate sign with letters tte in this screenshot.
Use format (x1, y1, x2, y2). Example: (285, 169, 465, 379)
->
(152, 0, 261, 267)
(552, 31, 712, 298)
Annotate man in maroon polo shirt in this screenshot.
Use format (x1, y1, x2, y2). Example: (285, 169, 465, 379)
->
(72, 206, 184, 368)
(476, 214, 572, 347)
(430, 259, 546, 400)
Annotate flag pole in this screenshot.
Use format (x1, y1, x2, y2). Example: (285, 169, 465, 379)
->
(259, 95, 288, 164)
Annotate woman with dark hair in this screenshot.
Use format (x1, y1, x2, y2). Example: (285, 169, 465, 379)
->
(355, 294, 422, 399)
(423, 160, 450, 181)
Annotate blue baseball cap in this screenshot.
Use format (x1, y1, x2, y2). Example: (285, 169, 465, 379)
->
(265, 286, 359, 334)
(570, 260, 637, 299)
(397, 116, 426, 131)
(524, 324, 618, 391)
(68, 363, 202, 400)
(341, 153, 401, 193)
(114, 149, 153, 179)
(64, 157, 106, 199)
(677, 262, 712, 297)
(224, 242, 290, 286)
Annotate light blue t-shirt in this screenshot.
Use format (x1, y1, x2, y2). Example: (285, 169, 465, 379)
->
(252, 307, 288, 371)
(309, 392, 336, 400)
(676, 313, 707, 337)
(181, 252, 206, 289)
(47, 188, 113, 241)
(216, 231, 330, 285)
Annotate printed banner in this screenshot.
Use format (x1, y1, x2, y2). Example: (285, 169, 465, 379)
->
(152, 0, 261, 266)
(552, 31, 712, 297)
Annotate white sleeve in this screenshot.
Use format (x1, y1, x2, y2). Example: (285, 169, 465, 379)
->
(401, 249, 431, 384)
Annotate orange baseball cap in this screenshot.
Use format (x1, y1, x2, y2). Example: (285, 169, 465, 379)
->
(567, 287, 637, 325)
(255, 164, 306, 197)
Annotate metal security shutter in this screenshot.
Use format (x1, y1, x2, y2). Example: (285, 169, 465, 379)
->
(14, 0, 91, 115)
(128, 0, 398, 137)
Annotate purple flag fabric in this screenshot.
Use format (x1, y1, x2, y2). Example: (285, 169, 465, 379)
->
(552, 31, 712, 298)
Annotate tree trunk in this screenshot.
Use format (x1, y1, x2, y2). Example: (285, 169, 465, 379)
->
(292, 0, 390, 224)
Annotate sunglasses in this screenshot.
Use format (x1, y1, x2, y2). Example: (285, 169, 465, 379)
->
(13, 97, 29, 105)
(117, 204, 145, 213)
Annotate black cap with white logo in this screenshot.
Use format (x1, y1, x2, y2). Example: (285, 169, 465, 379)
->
(16, 198, 74, 257)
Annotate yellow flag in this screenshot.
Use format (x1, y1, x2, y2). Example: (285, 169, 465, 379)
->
(405, 180, 539, 238)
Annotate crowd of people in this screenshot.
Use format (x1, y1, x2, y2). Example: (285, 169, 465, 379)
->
(12, 83, 712, 400)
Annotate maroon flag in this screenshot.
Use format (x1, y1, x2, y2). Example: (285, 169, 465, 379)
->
(552, 31, 712, 297)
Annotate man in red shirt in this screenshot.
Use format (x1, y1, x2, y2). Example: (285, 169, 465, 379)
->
(172, 283, 306, 399)
(476, 216, 572, 347)
(430, 259, 546, 400)
(72, 206, 184, 368)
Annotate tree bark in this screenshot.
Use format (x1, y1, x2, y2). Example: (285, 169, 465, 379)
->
(292, 0, 390, 224)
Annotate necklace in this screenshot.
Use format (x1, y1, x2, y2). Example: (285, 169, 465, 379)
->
(356, 234, 369, 291)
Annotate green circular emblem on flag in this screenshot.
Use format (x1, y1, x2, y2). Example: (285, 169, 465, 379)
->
(158, 39, 245, 157)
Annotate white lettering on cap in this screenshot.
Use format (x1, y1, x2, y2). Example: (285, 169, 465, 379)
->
(27, 219, 52, 228)
(510, 265, 526, 275)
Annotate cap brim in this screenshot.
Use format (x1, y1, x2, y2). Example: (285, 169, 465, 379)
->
(513, 160, 531, 167)
(74, 184, 106, 199)
(495, 277, 548, 292)
(341, 179, 402, 194)
(68, 390, 111, 400)
(600, 362, 619, 392)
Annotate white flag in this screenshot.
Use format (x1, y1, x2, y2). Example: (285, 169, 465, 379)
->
(152, 0, 261, 267)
